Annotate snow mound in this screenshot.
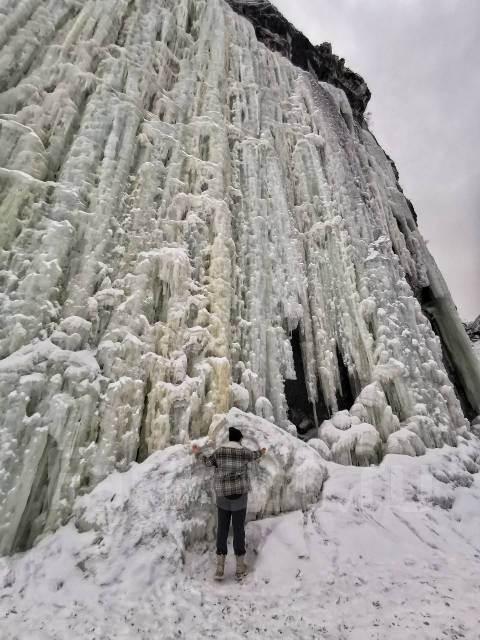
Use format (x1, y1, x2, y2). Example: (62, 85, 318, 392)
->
(73, 409, 327, 565)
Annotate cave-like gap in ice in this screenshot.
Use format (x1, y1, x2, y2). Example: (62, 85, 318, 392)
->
(284, 326, 328, 437)
(334, 344, 356, 413)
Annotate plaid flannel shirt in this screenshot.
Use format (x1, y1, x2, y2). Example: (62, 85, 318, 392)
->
(202, 444, 262, 497)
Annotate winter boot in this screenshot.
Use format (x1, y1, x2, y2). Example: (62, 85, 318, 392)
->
(235, 555, 248, 580)
(214, 554, 225, 581)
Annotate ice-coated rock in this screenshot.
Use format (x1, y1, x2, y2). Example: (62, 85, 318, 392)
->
(386, 428, 427, 457)
(74, 409, 328, 559)
(331, 410, 353, 431)
(307, 438, 332, 461)
(331, 423, 382, 467)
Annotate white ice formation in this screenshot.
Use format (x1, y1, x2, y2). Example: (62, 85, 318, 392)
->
(1, 0, 479, 553)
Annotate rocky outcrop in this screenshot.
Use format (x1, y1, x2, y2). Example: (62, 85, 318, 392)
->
(226, 0, 371, 119)
(465, 315, 480, 342)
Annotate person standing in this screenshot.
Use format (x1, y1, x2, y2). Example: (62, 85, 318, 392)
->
(192, 427, 267, 581)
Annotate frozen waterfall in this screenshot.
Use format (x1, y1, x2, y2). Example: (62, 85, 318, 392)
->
(0, 0, 479, 554)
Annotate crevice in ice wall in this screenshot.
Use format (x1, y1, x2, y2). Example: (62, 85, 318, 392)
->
(335, 344, 355, 412)
(136, 378, 152, 463)
(14, 434, 58, 553)
(284, 327, 327, 438)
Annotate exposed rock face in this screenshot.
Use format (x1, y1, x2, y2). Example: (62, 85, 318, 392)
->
(466, 315, 480, 342)
(226, 0, 371, 119)
(0, 0, 479, 554)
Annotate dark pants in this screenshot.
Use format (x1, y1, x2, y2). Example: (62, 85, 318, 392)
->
(216, 507, 247, 556)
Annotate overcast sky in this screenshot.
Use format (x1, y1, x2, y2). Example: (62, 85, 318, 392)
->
(272, 0, 479, 320)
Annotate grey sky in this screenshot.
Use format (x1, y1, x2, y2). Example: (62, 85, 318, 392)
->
(272, 0, 480, 320)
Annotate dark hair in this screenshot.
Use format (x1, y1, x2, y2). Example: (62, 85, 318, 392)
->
(229, 427, 243, 442)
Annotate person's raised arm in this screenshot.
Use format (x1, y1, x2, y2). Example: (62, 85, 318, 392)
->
(191, 443, 217, 467)
(243, 447, 267, 462)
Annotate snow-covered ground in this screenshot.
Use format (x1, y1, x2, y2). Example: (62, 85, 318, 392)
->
(1, 426, 480, 640)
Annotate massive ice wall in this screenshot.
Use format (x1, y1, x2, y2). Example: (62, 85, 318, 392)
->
(0, 0, 479, 553)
